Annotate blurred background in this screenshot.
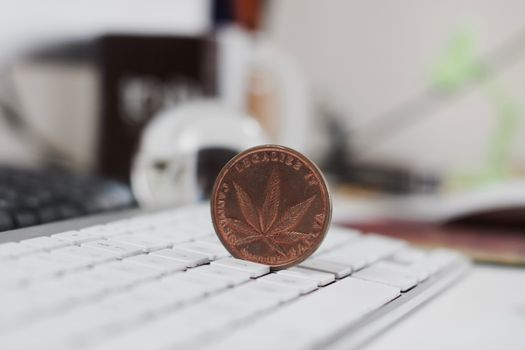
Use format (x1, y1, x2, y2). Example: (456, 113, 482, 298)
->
(1, 0, 525, 263)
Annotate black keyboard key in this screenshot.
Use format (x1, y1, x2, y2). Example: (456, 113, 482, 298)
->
(37, 206, 61, 223)
(13, 210, 39, 227)
(0, 210, 14, 231)
(57, 204, 82, 219)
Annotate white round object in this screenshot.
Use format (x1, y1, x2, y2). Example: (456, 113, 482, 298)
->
(131, 100, 268, 208)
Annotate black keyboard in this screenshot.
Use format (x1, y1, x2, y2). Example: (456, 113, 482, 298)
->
(0, 166, 136, 232)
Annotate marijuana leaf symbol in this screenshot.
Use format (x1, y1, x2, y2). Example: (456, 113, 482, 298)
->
(227, 170, 316, 257)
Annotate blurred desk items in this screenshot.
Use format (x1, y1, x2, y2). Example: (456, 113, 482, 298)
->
(131, 100, 267, 208)
(333, 181, 525, 265)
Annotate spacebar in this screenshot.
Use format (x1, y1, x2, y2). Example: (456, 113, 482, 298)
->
(211, 277, 401, 349)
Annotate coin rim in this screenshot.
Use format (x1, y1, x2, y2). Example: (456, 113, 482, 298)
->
(210, 144, 332, 270)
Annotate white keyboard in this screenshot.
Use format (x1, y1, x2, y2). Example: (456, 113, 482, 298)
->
(0, 205, 469, 350)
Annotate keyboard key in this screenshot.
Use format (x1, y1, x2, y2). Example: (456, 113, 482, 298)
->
(125, 254, 187, 274)
(220, 282, 284, 310)
(20, 236, 71, 251)
(352, 265, 418, 292)
(168, 271, 229, 294)
(14, 210, 39, 227)
(98, 260, 163, 281)
(83, 240, 144, 258)
(211, 257, 270, 278)
(191, 265, 251, 286)
(319, 250, 367, 271)
(248, 280, 300, 303)
(51, 230, 103, 244)
(160, 274, 216, 300)
(374, 260, 429, 282)
(299, 258, 352, 278)
(392, 247, 428, 265)
(320, 235, 405, 270)
(107, 284, 180, 317)
(0, 209, 14, 231)
(152, 248, 209, 267)
(316, 226, 361, 253)
(80, 268, 137, 291)
(258, 273, 318, 294)
(176, 241, 230, 260)
(20, 252, 88, 273)
(110, 233, 172, 252)
(54, 246, 117, 265)
(278, 266, 335, 286)
(428, 248, 463, 270)
(0, 242, 39, 259)
(150, 228, 195, 244)
(15, 256, 65, 279)
(53, 274, 109, 299)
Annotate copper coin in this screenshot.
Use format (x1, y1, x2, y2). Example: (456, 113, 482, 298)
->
(211, 145, 331, 269)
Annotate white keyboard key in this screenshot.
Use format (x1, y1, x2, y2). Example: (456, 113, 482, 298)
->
(109, 284, 180, 317)
(248, 280, 300, 303)
(299, 258, 352, 278)
(374, 260, 429, 282)
(91, 306, 213, 350)
(51, 230, 103, 244)
(319, 250, 367, 271)
(125, 254, 186, 274)
(392, 247, 428, 265)
(160, 274, 214, 300)
(258, 273, 318, 294)
(15, 257, 64, 278)
(211, 278, 400, 350)
(98, 260, 163, 281)
(110, 233, 172, 252)
(150, 228, 195, 244)
(320, 235, 404, 270)
(83, 240, 144, 258)
(53, 274, 109, 299)
(20, 252, 88, 273)
(81, 224, 134, 238)
(0, 263, 29, 288)
(167, 271, 229, 294)
(79, 225, 115, 237)
(0, 242, 39, 259)
(173, 223, 213, 239)
(81, 268, 137, 291)
(278, 266, 335, 286)
(352, 265, 418, 292)
(357, 235, 405, 262)
(102, 219, 132, 231)
(176, 241, 230, 260)
(220, 282, 283, 310)
(54, 246, 117, 265)
(317, 226, 361, 253)
(191, 265, 251, 286)
(199, 234, 222, 244)
(152, 248, 209, 267)
(20, 236, 71, 251)
(211, 257, 270, 278)
(428, 248, 462, 270)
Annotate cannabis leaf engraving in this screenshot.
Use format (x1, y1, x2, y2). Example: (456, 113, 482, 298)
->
(227, 170, 316, 257)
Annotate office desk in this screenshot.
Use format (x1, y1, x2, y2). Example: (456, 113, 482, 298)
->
(366, 265, 525, 350)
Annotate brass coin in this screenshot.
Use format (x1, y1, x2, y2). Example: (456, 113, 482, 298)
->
(211, 145, 332, 269)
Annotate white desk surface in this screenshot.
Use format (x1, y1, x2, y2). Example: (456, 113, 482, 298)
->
(366, 265, 525, 350)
